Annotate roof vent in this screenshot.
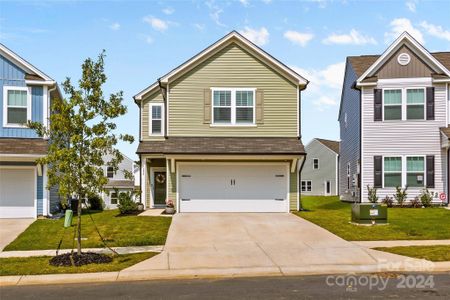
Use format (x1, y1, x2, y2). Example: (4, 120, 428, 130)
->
(397, 53, 411, 66)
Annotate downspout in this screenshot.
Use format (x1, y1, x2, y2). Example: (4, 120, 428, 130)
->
(352, 81, 363, 203)
(298, 154, 307, 211)
(297, 83, 308, 210)
(45, 83, 57, 216)
(158, 79, 168, 139)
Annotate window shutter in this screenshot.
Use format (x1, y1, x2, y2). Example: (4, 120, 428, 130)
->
(426, 87, 435, 120)
(426, 155, 435, 188)
(204, 89, 211, 124)
(374, 89, 382, 121)
(374, 156, 382, 188)
(256, 90, 264, 124)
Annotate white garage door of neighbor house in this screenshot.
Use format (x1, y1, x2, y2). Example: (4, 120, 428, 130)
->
(0, 169, 35, 218)
(178, 163, 289, 212)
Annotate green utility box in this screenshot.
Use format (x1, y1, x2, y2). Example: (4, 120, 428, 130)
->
(64, 209, 73, 228)
(351, 203, 387, 225)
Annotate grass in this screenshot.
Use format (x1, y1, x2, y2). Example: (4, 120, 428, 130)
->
(294, 196, 450, 241)
(373, 245, 450, 262)
(4, 210, 171, 251)
(0, 252, 157, 276)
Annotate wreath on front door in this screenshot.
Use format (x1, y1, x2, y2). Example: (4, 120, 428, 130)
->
(156, 173, 166, 184)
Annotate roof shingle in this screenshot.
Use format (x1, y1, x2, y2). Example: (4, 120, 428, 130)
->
(315, 138, 340, 154)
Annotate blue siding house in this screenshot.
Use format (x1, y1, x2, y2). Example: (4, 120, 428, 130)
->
(0, 44, 60, 218)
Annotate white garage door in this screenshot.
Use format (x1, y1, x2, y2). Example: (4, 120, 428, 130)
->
(178, 163, 289, 212)
(0, 169, 35, 218)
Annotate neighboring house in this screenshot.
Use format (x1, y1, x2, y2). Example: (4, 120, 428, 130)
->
(101, 153, 135, 209)
(338, 32, 450, 205)
(301, 138, 339, 196)
(0, 44, 61, 218)
(134, 31, 308, 213)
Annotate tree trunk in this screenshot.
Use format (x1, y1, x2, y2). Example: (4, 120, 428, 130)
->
(77, 195, 82, 255)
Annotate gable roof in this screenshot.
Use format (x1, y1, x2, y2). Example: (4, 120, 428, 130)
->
(355, 32, 450, 85)
(0, 43, 55, 84)
(134, 31, 308, 101)
(315, 138, 340, 154)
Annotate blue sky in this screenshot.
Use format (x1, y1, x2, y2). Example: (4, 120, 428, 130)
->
(1, 0, 449, 160)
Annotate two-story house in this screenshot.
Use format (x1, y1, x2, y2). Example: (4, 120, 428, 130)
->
(301, 138, 339, 196)
(101, 152, 135, 209)
(0, 44, 61, 218)
(339, 32, 450, 205)
(134, 31, 308, 213)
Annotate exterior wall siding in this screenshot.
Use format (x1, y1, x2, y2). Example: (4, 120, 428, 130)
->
(49, 184, 60, 214)
(102, 153, 134, 181)
(289, 170, 297, 211)
(167, 43, 298, 137)
(36, 174, 43, 216)
(361, 82, 447, 202)
(301, 139, 338, 196)
(339, 62, 361, 201)
(145, 158, 166, 208)
(141, 91, 165, 140)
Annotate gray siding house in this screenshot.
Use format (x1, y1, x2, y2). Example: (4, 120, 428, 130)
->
(301, 138, 339, 196)
(339, 32, 450, 204)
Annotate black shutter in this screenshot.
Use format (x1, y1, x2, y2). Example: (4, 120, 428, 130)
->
(374, 156, 382, 188)
(426, 87, 435, 120)
(374, 89, 382, 121)
(426, 155, 435, 188)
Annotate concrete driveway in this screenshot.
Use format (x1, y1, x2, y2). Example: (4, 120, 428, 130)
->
(0, 219, 34, 251)
(125, 213, 417, 274)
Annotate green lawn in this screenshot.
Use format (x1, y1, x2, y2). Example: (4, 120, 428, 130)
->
(4, 210, 171, 251)
(374, 245, 450, 262)
(0, 252, 157, 276)
(294, 196, 450, 241)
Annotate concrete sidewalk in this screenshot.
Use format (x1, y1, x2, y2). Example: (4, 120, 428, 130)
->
(0, 245, 164, 258)
(353, 240, 450, 248)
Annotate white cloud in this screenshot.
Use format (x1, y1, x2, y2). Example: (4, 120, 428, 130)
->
(143, 16, 168, 32)
(313, 96, 338, 111)
(240, 27, 269, 46)
(205, 1, 226, 27)
(109, 22, 120, 31)
(193, 23, 205, 31)
(162, 7, 174, 15)
(239, 0, 250, 6)
(406, 1, 416, 12)
(323, 29, 377, 45)
(283, 30, 314, 47)
(385, 18, 424, 44)
(420, 21, 450, 42)
(261, 0, 272, 3)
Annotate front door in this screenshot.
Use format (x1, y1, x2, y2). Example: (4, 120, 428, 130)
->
(154, 171, 167, 206)
(325, 180, 331, 195)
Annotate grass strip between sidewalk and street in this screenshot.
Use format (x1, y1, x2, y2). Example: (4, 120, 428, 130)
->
(0, 252, 157, 276)
(373, 245, 450, 262)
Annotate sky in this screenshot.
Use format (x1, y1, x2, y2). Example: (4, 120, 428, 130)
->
(1, 0, 449, 161)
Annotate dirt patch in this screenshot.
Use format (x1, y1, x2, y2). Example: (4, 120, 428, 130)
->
(49, 252, 113, 267)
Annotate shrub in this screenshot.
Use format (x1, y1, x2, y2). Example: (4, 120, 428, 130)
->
(117, 191, 138, 214)
(382, 196, 394, 207)
(367, 185, 378, 203)
(88, 195, 104, 211)
(410, 197, 422, 208)
(419, 188, 433, 207)
(394, 186, 408, 207)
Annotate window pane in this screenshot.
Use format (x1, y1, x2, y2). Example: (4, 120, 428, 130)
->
(213, 107, 231, 123)
(152, 106, 161, 119)
(407, 157, 424, 172)
(236, 91, 253, 106)
(407, 105, 424, 120)
(407, 89, 424, 104)
(152, 120, 162, 134)
(213, 91, 231, 106)
(384, 173, 402, 187)
(384, 90, 402, 105)
(407, 173, 424, 187)
(384, 157, 401, 172)
(384, 106, 402, 120)
(236, 107, 253, 123)
(7, 90, 27, 106)
(7, 107, 27, 124)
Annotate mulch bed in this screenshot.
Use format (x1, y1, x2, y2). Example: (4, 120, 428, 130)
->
(49, 252, 113, 267)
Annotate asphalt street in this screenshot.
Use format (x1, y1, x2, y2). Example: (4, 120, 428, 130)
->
(1, 272, 449, 299)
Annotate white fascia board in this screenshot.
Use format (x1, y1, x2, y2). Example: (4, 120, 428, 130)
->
(25, 80, 56, 86)
(134, 82, 159, 101)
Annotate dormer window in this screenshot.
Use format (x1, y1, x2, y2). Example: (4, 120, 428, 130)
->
(3, 86, 31, 127)
(212, 88, 255, 125)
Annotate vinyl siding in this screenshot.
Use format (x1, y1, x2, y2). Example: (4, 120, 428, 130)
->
(141, 91, 165, 140)
(102, 153, 134, 181)
(36, 174, 43, 215)
(49, 184, 60, 214)
(361, 82, 447, 202)
(339, 61, 361, 201)
(167, 43, 298, 137)
(301, 139, 338, 196)
(145, 158, 166, 208)
(289, 170, 298, 211)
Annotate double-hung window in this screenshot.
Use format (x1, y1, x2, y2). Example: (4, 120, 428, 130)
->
(406, 89, 425, 120)
(212, 88, 255, 125)
(313, 158, 319, 170)
(301, 180, 312, 192)
(383, 89, 402, 120)
(149, 103, 164, 136)
(383, 157, 402, 187)
(3, 86, 30, 127)
(106, 166, 114, 178)
(406, 156, 425, 187)
(383, 88, 426, 121)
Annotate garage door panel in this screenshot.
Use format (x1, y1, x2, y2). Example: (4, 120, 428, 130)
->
(0, 169, 35, 218)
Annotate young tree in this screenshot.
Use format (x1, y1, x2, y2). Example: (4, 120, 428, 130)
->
(29, 51, 134, 255)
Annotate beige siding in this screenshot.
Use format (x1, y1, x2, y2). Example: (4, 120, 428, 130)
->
(141, 91, 165, 140)
(145, 158, 166, 207)
(289, 170, 298, 211)
(168, 43, 298, 137)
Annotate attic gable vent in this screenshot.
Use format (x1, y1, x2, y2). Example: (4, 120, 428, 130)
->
(397, 53, 411, 66)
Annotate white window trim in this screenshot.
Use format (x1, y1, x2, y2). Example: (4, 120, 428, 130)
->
(2, 86, 32, 128)
(382, 87, 426, 122)
(301, 180, 312, 192)
(210, 87, 256, 126)
(405, 155, 426, 188)
(149, 103, 165, 136)
(106, 166, 114, 179)
(382, 155, 426, 188)
(313, 158, 319, 170)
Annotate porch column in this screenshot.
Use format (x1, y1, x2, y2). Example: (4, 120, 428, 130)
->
(43, 165, 49, 216)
